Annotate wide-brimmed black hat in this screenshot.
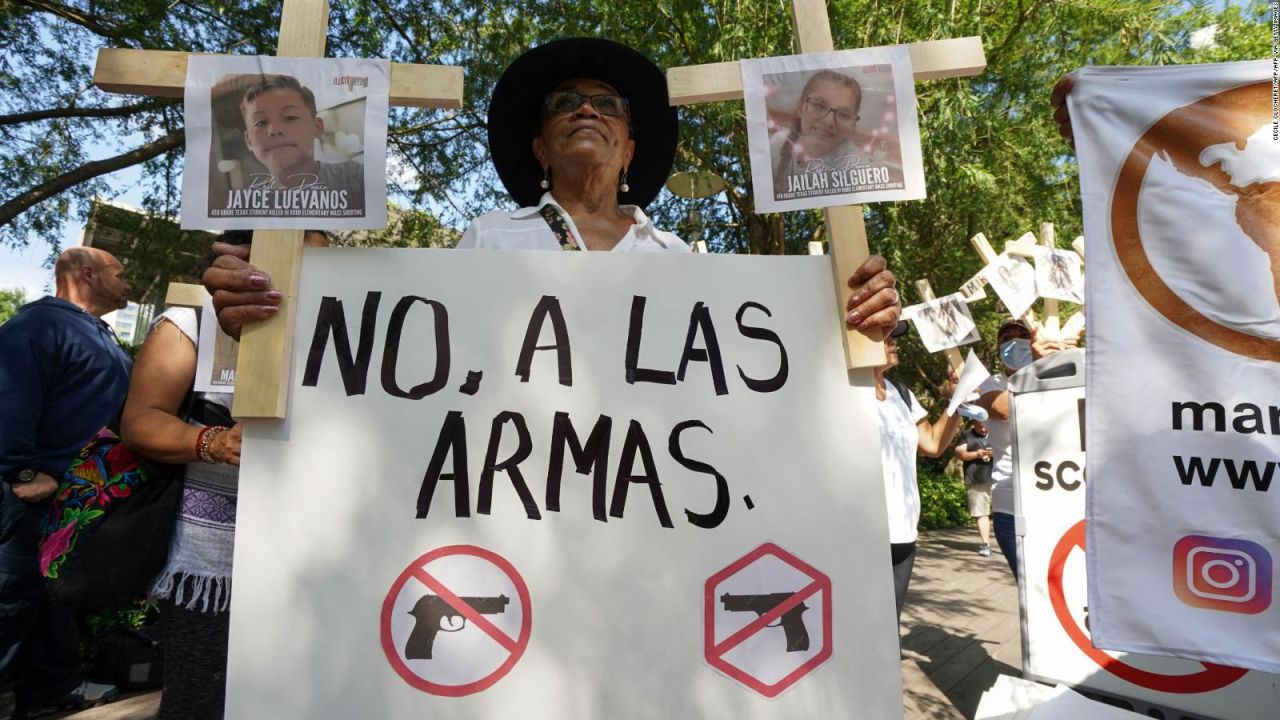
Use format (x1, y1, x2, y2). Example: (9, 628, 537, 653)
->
(487, 37, 678, 209)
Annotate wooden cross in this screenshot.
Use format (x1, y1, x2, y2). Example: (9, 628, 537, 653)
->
(912, 278, 965, 374)
(667, 0, 986, 369)
(976, 226, 1086, 342)
(93, 0, 464, 419)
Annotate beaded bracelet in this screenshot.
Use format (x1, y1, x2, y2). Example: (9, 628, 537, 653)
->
(197, 425, 230, 464)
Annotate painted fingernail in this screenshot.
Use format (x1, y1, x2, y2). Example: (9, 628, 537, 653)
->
(266, 291, 283, 300)
(849, 293, 863, 306)
(260, 305, 279, 314)
(847, 311, 861, 326)
(250, 273, 270, 288)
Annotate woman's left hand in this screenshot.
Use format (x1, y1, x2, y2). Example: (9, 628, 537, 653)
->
(208, 422, 244, 466)
(844, 254, 900, 335)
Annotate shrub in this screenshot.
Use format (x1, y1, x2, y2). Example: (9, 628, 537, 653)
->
(917, 462, 972, 531)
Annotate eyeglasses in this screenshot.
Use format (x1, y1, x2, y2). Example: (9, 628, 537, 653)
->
(543, 91, 631, 118)
(802, 97, 857, 127)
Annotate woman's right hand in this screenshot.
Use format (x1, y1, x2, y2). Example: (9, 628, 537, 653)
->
(202, 242, 282, 340)
(207, 423, 244, 466)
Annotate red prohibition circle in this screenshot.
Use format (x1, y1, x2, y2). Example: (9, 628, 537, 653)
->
(379, 544, 532, 697)
(1047, 520, 1248, 694)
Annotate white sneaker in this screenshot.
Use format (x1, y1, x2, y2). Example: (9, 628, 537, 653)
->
(71, 681, 120, 705)
(977, 544, 992, 557)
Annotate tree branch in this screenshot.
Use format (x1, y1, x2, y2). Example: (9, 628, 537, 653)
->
(0, 99, 174, 127)
(13, 0, 124, 41)
(0, 130, 183, 228)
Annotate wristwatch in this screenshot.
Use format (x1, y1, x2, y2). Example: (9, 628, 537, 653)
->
(6, 469, 38, 484)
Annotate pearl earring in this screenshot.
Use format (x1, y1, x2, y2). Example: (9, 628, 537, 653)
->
(540, 168, 551, 190)
(619, 170, 630, 194)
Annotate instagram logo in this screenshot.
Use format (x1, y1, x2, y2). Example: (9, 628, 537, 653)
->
(1173, 535, 1272, 614)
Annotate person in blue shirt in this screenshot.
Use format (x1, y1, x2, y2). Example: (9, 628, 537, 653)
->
(0, 246, 132, 717)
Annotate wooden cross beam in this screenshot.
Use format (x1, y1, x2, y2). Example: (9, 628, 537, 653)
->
(93, 0, 464, 419)
(1037, 223, 1059, 335)
(667, 0, 985, 369)
(164, 282, 211, 309)
(913, 278, 965, 373)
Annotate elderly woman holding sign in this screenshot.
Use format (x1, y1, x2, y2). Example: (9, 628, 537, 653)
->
(204, 38, 900, 337)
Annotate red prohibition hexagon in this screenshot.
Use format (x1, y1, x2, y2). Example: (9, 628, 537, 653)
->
(704, 542, 833, 697)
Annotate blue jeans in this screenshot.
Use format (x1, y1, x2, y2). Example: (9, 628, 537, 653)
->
(993, 511, 1018, 581)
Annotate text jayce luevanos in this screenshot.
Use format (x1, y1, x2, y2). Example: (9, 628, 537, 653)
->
(219, 186, 351, 215)
(301, 292, 792, 530)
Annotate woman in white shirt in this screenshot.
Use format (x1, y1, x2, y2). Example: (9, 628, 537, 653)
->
(875, 321, 963, 620)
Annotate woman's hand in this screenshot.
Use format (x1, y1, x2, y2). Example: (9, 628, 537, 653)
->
(845, 254, 900, 334)
(202, 242, 281, 340)
(1051, 75, 1076, 149)
(1030, 322, 1073, 360)
(207, 423, 244, 466)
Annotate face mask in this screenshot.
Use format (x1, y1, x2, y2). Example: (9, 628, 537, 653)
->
(1000, 338, 1033, 370)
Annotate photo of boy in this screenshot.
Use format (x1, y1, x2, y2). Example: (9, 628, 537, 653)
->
(182, 55, 388, 230)
(237, 75, 364, 203)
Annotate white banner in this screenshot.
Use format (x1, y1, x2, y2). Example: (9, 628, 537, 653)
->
(741, 45, 925, 213)
(227, 249, 904, 718)
(1073, 61, 1280, 673)
(1011, 353, 1280, 718)
(181, 55, 389, 230)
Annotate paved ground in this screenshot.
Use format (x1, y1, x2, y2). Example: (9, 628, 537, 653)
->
(899, 527, 1024, 719)
(4, 526, 1020, 720)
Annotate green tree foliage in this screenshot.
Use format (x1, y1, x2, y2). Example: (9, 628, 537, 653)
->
(82, 200, 215, 306)
(0, 0, 1271, 399)
(0, 286, 26, 324)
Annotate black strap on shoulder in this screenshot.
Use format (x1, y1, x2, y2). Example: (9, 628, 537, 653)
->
(538, 204, 581, 251)
(889, 377, 912, 409)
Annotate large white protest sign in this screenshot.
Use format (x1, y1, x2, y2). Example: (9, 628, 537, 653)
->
(1010, 351, 1280, 718)
(741, 45, 925, 213)
(228, 249, 903, 718)
(1073, 61, 1280, 673)
(902, 293, 980, 353)
(181, 55, 389, 230)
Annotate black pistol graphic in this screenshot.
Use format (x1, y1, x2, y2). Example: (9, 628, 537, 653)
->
(720, 591, 810, 652)
(405, 594, 510, 660)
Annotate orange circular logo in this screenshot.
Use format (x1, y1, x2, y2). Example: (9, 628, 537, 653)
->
(1110, 81, 1280, 361)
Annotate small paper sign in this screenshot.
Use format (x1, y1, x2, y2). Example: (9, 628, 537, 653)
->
(741, 45, 925, 213)
(194, 296, 239, 393)
(181, 55, 390, 230)
(902, 293, 980, 353)
(1035, 248, 1085, 303)
(946, 351, 992, 417)
(982, 253, 1038, 319)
